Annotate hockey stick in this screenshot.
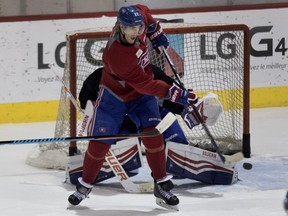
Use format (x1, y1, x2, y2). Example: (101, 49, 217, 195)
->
(49, 64, 175, 193)
(49, 63, 83, 115)
(0, 114, 175, 145)
(162, 49, 243, 165)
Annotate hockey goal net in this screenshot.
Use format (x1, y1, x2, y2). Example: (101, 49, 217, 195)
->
(26, 23, 250, 169)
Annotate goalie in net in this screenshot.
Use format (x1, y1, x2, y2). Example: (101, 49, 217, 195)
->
(71, 65, 238, 187)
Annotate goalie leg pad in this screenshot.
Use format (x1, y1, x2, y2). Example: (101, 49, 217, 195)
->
(66, 138, 143, 185)
(165, 141, 238, 185)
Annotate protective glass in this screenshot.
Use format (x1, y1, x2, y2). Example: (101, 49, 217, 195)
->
(120, 24, 145, 36)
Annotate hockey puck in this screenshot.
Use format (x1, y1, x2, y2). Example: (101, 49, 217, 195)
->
(243, 162, 253, 170)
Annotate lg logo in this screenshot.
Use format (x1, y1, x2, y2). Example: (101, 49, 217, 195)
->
(200, 32, 237, 60)
(38, 42, 66, 69)
(200, 25, 287, 60)
(250, 25, 287, 57)
(38, 39, 104, 69)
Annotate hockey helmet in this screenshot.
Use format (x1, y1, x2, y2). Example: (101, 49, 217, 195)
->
(117, 6, 145, 35)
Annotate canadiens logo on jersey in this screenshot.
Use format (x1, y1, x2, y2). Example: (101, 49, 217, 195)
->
(137, 49, 150, 69)
(98, 127, 106, 133)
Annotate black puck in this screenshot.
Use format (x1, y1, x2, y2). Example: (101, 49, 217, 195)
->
(243, 162, 253, 170)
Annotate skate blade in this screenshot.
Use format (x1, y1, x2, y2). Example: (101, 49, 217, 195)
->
(66, 203, 73, 210)
(156, 198, 179, 211)
(66, 203, 77, 210)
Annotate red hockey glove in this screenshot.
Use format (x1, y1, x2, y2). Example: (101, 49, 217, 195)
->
(167, 83, 198, 106)
(147, 21, 169, 54)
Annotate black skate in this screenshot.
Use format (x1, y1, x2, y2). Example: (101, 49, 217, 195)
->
(284, 191, 288, 214)
(154, 176, 179, 211)
(68, 178, 93, 207)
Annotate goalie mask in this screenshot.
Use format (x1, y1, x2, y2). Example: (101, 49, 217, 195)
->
(117, 6, 145, 36)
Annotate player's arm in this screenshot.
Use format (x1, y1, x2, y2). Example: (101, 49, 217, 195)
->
(108, 43, 197, 105)
(135, 4, 169, 54)
(151, 64, 174, 85)
(135, 4, 156, 25)
(108, 48, 169, 98)
(150, 64, 184, 114)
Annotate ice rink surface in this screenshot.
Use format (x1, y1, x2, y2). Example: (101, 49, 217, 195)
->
(0, 107, 287, 216)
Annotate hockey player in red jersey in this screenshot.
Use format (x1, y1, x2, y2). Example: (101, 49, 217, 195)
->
(68, 5, 197, 210)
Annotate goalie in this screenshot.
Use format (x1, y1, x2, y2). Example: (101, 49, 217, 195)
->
(73, 64, 238, 186)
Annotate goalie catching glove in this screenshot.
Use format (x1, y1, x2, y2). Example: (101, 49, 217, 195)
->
(167, 83, 198, 106)
(147, 21, 169, 54)
(181, 92, 224, 129)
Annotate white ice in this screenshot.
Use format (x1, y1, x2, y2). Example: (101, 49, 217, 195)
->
(0, 107, 287, 216)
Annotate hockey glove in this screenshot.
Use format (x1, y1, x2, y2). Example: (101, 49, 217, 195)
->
(180, 105, 201, 129)
(167, 83, 198, 106)
(147, 21, 169, 54)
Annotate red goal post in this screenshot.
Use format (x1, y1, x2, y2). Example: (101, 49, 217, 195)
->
(26, 23, 250, 169)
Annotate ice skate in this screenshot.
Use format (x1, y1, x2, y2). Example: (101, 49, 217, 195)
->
(154, 175, 179, 211)
(284, 191, 288, 215)
(68, 177, 93, 207)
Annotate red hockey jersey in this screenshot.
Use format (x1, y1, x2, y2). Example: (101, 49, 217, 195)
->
(100, 4, 170, 102)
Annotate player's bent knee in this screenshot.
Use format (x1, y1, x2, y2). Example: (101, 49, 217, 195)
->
(86, 140, 111, 160)
(145, 144, 165, 154)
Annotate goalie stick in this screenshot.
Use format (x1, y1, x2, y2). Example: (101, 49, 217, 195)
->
(49, 64, 175, 193)
(161, 49, 243, 165)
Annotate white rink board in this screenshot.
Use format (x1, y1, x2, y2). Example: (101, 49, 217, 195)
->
(0, 7, 288, 104)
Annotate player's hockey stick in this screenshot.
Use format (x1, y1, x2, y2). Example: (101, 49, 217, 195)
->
(0, 115, 175, 145)
(49, 64, 175, 193)
(161, 48, 243, 165)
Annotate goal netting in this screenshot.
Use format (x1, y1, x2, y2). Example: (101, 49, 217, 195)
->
(26, 23, 250, 169)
